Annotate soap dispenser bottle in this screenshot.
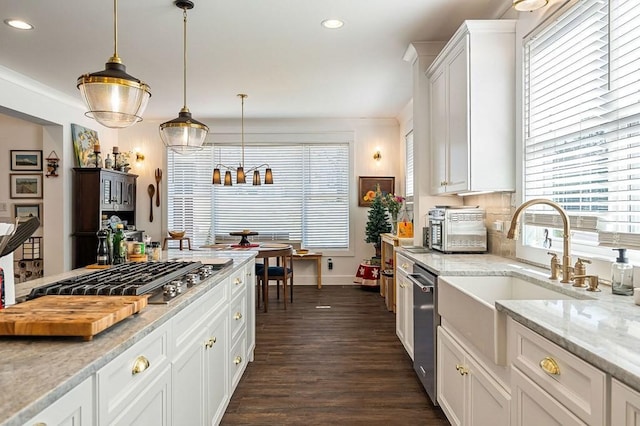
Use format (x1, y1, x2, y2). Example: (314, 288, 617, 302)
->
(612, 248, 634, 296)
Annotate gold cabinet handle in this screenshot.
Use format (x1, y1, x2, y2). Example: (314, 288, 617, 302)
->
(132, 355, 150, 375)
(205, 337, 217, 348)
(455, 364, 469, 376)
(401, 263, 409, 269)
(234, 312, 243, 320)
(234, 277, 243, 286)
(539, 357, 560, 375)
(234, 356, 243, 365)
(33, 423, 47, 426)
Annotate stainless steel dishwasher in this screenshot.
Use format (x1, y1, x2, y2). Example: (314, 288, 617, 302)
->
(407, 264, 439, 405)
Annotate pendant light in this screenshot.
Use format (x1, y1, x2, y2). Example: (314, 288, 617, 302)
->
(212, 94, 273, 185)
(160, 0, 209, 154)
(77, 0, 151, 129)
(512, 0, 549, 12)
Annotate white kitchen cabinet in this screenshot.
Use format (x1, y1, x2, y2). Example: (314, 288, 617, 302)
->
(612, 378, 640, 426)
(23, 376, 94, 426)
(395, 253, 414, 360)
(508, 318, 606, 426)
(97, 321, 171, 425)
(437, 326, 510, 426)
(427, 20, 516, 195)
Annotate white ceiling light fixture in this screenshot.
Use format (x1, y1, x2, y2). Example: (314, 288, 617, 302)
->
(76, 0, 151, 129)
(212, 94, 273, 186)
(513, 0, 549, 12)
(160, 0, 209, 154)
(321, 18, 344, 29)
(4, 19, 34, 30)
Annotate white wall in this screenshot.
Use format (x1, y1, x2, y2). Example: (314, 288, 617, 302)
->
(119, 117, 402, 285)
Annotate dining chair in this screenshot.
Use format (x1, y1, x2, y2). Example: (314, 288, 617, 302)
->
(255, 247, 294, 311)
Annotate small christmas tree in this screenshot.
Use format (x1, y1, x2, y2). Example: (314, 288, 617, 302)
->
(365, 187, 391, 250)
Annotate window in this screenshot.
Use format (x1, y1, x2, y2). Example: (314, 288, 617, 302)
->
(523, 0, 640, 252)
(405, 130, 414, 200)
(167, 140, 351, 250)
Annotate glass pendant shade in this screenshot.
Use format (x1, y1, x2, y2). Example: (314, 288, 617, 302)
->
(224, 171, 233, 186)
(265, 168, 274, 184)
(160, 108, 209, 154)
(252, 170, 261, 186)
(77, 0, 151, 129)
(212, 168, 221, 184)
(513, 0, 548, 11)
(237, 166, 246, 184)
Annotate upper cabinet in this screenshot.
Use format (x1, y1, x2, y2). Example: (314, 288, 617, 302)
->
(427, 20, 516, 195)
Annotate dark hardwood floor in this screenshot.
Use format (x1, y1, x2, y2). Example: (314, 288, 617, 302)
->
(221, 285, 450, 425)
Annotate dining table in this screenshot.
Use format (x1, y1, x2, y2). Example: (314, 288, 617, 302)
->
(201, 242, 293, 312)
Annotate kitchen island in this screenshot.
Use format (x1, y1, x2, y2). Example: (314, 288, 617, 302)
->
(1, 250, 256, 426)
(399, 248, 640, 424)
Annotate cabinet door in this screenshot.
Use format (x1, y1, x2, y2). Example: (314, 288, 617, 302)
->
(395, 272, 407, 345)
(172, 327, 207, 426)
(467, 355, 510, 426)
(206, 310, 229, 426)
(429, 64, 448, 194)
(612, 378, 640, 426)
(101, 174, 115, 210)
(511, 367, 586, 426)
(24, 377, 94, 426)
(123, 175, 136, 211)
(446, 34, 470, 193)
(110, 364, 172, 426)
(437, 327, 465, 426)
(404, 278, 414, 360)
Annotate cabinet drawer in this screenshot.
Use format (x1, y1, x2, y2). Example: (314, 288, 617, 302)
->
(508, 319, 605, 426)
(172, 281, 227, 351)
(97, 322, 170, 424)
(229, 334, 247, 392)
(229, 266, 247, 297)
(229, 291, 247, 342)
(396, 254, 414, 275)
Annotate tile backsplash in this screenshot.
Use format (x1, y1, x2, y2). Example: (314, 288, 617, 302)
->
(464, 192, 515, 258)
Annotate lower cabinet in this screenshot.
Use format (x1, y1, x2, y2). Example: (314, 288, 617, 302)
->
(612, 378, 640, 426)
(172, 309, 229, 426)
(23, 376, 95, 426)
(508, 318, 605, 426)
(437, 326, 510, 426)
(395, 253, 414, 360)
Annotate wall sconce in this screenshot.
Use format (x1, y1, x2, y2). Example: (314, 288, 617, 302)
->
(45, 151, 60, 178)
(136, 152, 145, 163)
(512, 0, 548, 12)
(373, 150, 382, 161)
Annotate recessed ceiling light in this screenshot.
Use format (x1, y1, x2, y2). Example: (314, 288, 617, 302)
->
(321, 18, 344, 29)
(4, 19, 34, 30)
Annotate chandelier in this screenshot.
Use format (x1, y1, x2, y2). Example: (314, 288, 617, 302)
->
(212, 94, 273, 186)
(159, 0, 209, 154)
(77, 0, 151, 129)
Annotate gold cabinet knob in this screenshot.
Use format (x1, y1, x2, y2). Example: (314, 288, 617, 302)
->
(205, 337, 217, 348)
(539, 357, 560, 375)
(455, 364, 468, 375)
(131, 355, 150, 375)
(234, 312, 243, 320)
(234, 356, 243, 365)
(401, 263, 409, 269)
(234, 277, 243, 286)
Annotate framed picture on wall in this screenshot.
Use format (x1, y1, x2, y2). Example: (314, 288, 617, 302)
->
(358, 176, 395, 207)
(10, 174, 43, 199)
(10, 150, 43, 171)
(13, 204, 41, 223)
(71, 123, 100, 167)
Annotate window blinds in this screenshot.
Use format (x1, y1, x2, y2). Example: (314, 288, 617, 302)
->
(524, 0, 640, 248)
(405, 130, 414, 200)
(168, 142, 350, 249)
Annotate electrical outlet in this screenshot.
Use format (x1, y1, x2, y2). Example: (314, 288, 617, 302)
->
(0, 203, 6, 212)
(328, 258, 333, 270)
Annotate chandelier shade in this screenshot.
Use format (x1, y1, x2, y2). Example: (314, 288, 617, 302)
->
(212, 94, 273, 186)
(77, 0, 151, 128)
(160, 0, 209, 154)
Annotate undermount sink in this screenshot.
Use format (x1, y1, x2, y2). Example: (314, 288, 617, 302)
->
(438, 275, 579, 366)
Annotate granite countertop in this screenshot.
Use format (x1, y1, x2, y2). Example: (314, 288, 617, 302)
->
(2, 250, 256, 426)
(397, 248, 640, 392)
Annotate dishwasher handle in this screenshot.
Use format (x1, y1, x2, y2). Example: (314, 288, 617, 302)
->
(407, 273, 434, 293)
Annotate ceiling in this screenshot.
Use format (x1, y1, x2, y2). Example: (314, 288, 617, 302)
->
(0, 0, 510, 121)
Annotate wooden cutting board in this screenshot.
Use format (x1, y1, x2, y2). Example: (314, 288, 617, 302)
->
(0, 295, 148, 341)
